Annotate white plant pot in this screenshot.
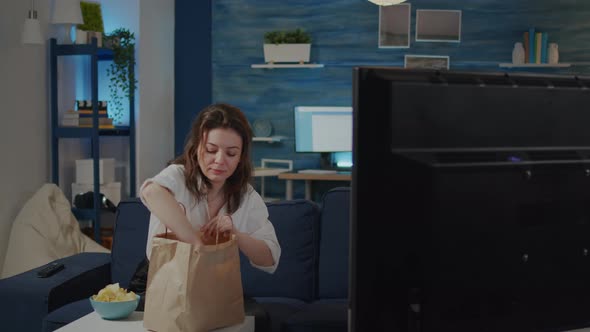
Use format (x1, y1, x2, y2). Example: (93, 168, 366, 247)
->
(263, 44, 311, 63)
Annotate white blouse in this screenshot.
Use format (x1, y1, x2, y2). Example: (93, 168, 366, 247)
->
(140, 164, 281, 273)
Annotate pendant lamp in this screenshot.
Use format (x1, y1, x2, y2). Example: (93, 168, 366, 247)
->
(22, 0, 43, 45)
(368, 0, 407, 5)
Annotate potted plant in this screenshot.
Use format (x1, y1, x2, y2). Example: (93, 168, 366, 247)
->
(263, 28, 312, 64)
(105, 28, 137, 124)
(76, 1, 105, 45)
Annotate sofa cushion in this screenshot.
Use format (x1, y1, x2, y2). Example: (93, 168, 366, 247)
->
(318, 187, 350, 299)
(42, 298, 92, 332)
(110, 198, 151, 288)
(282, 299, 348, 332)
(241, 199, 320, 302)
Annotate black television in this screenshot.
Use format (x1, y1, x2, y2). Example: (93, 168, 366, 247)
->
(350, 67, 590, 332)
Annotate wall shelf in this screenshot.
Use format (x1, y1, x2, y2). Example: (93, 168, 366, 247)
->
(253, 136, 287, 143)
(499, 63, 571, 68)
(251, 63, 324, 69)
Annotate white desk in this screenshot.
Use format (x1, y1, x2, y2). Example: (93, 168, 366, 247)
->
(253, 159, 293, 201)
(56, 312, 255, 332)
(278, 172, 351, 200)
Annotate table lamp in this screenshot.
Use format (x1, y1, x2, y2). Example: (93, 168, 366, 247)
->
(51, 0, 83, 44)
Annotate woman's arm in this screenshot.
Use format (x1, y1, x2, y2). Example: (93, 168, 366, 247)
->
(141, 182, 202, 247)
(235, 232, 274, 267)
(202, 215, 275, 267)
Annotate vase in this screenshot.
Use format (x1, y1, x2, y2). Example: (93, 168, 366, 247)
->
(548, 43, 559, 64)
(512, 42, 525, 65)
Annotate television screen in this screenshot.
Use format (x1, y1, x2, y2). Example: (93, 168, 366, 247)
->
(351, 67, 590, 332)
(294, 106, 353, 153)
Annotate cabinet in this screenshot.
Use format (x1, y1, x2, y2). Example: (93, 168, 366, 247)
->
(49, 38, 136, 243)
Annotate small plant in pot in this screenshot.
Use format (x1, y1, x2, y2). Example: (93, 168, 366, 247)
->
(105, 28, 137, 124)
(263, 28, 312, 64)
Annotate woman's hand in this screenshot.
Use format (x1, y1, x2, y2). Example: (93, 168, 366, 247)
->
(201, 214, 234, 238)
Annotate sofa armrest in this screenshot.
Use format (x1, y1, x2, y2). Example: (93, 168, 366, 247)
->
(0, 252, 111, 332)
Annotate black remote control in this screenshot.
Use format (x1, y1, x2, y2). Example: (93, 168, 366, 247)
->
(37, 262, 65, 278)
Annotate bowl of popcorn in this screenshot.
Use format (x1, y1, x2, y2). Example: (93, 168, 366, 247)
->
(89, 283, 139, 320)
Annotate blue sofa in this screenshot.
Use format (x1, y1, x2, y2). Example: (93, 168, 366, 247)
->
(0, 187, 350, 332)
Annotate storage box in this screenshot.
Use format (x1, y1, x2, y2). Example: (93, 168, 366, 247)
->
(75, 158, 115, 184)
(71, 182, 121, 206)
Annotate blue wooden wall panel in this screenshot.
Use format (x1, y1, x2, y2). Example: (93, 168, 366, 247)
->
(193, 0, 590, 198)
(175, 0, 212, 155)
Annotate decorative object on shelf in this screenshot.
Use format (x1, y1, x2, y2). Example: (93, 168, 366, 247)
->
(76, 1, 104, 46)
(103, 33, 120, 49)
(405, 54, 450, 70)
(548, 43, 559, 64)
(512, 42, 525, 65)
(106, 28, 137, 124)
(368, 0, 407, 5)
(253, 119, 273, 138)
(263, 28, 312, 64)
(50, 0, 84, 44)
(21, 0, 43, 45)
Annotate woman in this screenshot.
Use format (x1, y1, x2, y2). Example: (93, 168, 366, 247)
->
(140, 103, 280, 273)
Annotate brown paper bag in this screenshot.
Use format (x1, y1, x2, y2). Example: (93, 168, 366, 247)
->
(143, 232, 245, 332)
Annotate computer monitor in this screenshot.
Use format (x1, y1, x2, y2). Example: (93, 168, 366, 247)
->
(294, 106, 353, 168)
(294, 106, 353, 152)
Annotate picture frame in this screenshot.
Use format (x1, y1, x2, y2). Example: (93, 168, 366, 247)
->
(404, 55, 450, 70)
(378, 3, 411, 48)
(415, 9, 462, 43)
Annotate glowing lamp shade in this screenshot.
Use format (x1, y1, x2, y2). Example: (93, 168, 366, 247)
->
(368, 0, 407, 5)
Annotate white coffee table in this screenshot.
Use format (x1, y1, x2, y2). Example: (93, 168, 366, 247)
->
(55, 311, 254, 332)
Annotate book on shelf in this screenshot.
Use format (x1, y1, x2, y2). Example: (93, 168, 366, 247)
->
(78, 124, 116, 129)
(528, 27, 536, 64)
(63, 113, 79, 119)
(535, 32, 542, 64)
(61, 118, 79, 127)
(523, 31, 530, 63)
(78, 117, 113, 126)
(541, 32, 548, 63)
(66, 109, 108, 117)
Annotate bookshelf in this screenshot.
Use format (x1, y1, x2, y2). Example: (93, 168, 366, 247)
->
(50, 37, 136, 243)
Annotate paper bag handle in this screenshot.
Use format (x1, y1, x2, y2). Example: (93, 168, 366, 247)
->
(163, 202, 222, 247)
